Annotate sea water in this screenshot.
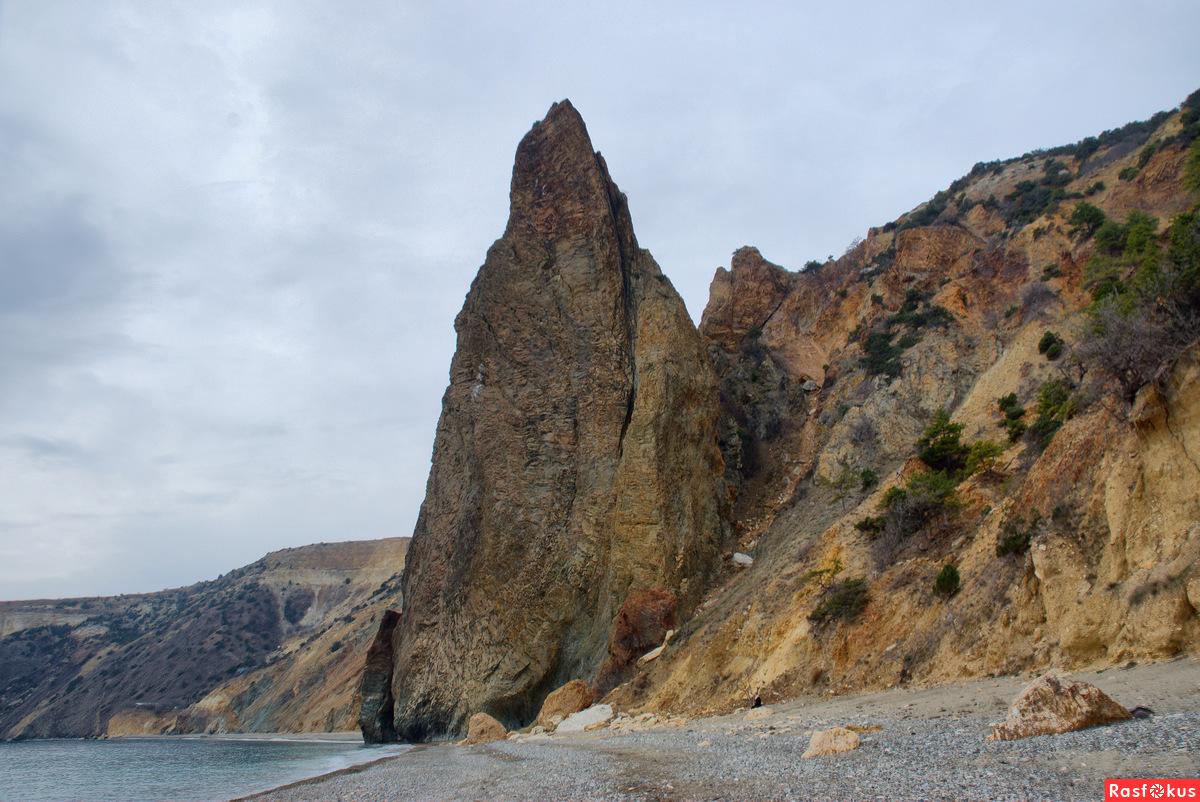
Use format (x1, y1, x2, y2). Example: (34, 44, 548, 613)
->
(0, 736, 408, 802)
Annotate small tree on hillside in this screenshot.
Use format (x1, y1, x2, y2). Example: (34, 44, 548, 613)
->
(916, 409, 969, 474)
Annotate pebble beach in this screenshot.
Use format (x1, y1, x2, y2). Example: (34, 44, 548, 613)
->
(243, 659, 1200, 802)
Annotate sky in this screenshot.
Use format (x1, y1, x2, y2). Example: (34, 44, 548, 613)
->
(1, 1, 1197, 600)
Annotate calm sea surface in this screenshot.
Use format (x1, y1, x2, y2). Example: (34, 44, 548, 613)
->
(0, 736, 408, 802)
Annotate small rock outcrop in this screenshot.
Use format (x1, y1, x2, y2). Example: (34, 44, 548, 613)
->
(989, 674, 1131, 741)
(357, 609, 402, 743)
(536, 680, 593, 731)
(802, 726, 861, 758)
(594, 588, 678, 693)
(464, 712, 507, 745)
(700, 246, 797, 351)
(388, 100, 727, 740)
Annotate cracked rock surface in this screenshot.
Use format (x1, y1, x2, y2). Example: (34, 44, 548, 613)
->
(384, 101, 726, 741)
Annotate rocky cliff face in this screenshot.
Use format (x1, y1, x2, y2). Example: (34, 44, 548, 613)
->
(357, 609, 401, 743)
(0, 538, 408, 739)
(383, 101, 727, 741)
(606, 92, 1200, 718)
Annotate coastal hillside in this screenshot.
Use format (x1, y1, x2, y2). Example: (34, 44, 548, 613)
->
(368, 90, 1200, 741)
(613, 90, 1200, 717)
(0, 538, 407, 739)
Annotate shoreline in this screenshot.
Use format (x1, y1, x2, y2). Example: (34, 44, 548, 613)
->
(232, 748, 416, 801)
(0, 729, 412, 802)
(4, 730, 366, 745)
(245, 657, 1200, 801)
(104, 730, 366, 742)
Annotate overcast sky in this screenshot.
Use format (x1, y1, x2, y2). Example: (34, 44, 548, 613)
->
(1, 2, 1197, 600)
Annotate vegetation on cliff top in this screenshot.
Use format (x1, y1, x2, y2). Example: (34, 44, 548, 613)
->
(1077, 200, 1200, 400)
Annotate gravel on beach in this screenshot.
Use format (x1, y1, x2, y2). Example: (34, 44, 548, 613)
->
(244, 661, 1200, 802)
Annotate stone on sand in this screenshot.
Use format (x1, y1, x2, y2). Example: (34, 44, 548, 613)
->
(557, 704, 615, 733)
(802, 726, 861, 758)
(465, 712, 507, 745)
(988, 674, 1131, 741)
(536, 680, 593, 730)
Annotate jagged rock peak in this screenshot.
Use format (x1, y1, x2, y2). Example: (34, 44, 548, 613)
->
(505, 100, 636, 249)
(700, 246, 797, 350)
(383, 100, 727, 742)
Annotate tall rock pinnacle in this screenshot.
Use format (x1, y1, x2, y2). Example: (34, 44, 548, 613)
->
(381, 100, 727, 741)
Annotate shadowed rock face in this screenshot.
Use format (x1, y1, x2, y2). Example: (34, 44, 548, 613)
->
(358, 609, 401, 743)
(387, 100, 726, 741)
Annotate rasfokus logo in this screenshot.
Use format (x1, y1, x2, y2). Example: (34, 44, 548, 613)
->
(1106, 779, 1200, 799)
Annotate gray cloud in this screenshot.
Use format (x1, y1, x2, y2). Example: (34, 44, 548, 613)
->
(0, 195, 117, 313)
(1, 0, 1198, 599)
(0, 434, 89, 463)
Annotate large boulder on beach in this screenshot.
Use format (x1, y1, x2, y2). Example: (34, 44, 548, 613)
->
(557, 704, 615, 733)
(988, 674, 1131, 741)
(465, 712, 507, 745)
(537, 680, 593, 730)
(802, 726, 861, 758)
